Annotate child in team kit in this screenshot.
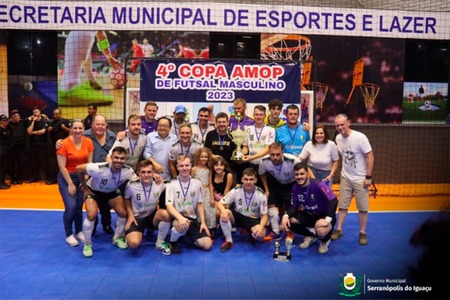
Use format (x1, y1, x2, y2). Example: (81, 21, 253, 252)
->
(191, 148, 217, 238)
(124, 160, 172, 255)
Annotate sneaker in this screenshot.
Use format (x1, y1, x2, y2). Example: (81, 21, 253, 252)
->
(65, 234, 79, 247)
(103, 225, 114, 234)
(76, 232, 86, 243)
(318, 240, 330, 254)
(58, 82, 113, 106)
(263, 231, 281, 242)
(299, 236, 317, 249)
(169, 242, 181, 254)
(83, 243, 93, 258)
(331, 229, 343, 241)
(220, 241, 234, 253)
(156, 242, 172, 256)
(285, 231, 294, 241)
(0, 183, 11, 189)
(246, 236, 256, 244)
(231, 227, 237, 233)
(359, 233, 368, 246)
(112, 236, 128, 249)
(89, 80, 103, 90)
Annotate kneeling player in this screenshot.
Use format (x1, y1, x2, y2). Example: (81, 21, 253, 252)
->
(217, 167, 268, 252)
(124, 160, 172, 255)
(280, 163, 337, 254)
(165, 155, 212, 254)
(76, 146, 136, 258)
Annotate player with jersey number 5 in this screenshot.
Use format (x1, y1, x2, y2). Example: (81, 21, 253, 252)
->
(331, 114, 374, 246)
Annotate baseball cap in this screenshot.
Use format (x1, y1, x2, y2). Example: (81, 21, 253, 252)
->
(0, 114, 8, 121)
(10, 109, 20, 116)
(174, 105, 187, 114)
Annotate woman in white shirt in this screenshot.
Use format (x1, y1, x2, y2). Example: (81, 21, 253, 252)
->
(298, 124, 339, 187)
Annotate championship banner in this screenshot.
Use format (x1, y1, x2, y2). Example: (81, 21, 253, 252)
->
(140, 59, 301, 104)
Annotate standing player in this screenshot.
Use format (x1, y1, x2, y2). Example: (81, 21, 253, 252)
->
(130, 38, 145, 76)
(242, 105, 275, 167)
(107, 114, 147, 172)
(280, 163, 337, 254)
(258, 142, 300, 241)
(216, 168, 268, 252)
(191, 107, 215, 145)
(124, 160, 172, 255)
(165, 155, 212, 254)
(265, 99, 285, 129)
(275, 104, 310, 156)
(331, 114, 374, 246)
(76, 146, 136, 258)
(169, 123, 202, 178)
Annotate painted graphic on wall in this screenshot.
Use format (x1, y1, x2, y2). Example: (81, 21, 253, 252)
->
(56, 30, 209, 121)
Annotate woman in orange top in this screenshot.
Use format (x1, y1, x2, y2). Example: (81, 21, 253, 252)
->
(57, 120, 94, 246)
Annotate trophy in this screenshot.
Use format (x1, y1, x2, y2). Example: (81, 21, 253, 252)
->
(273, 238, 293, 261)
(231, 112, 246, 161)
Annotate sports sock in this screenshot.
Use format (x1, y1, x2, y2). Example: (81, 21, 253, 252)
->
(83, 218, 94, 243)
(114, 217, 126, 239)
(268, 207, 280, 234)
(156, 221, 171, 245)
(220, 220, 233, 242)
(170, 227, 182, 242)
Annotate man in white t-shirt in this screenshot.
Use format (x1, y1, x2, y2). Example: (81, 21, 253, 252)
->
(331, 114, 374, 246)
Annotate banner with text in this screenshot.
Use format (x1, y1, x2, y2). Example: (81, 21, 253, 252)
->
(1, 1, 448, 39)
(140, 60, 301, 104)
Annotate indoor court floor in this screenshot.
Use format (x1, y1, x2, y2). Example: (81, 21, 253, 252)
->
(0, 183, 448, 299)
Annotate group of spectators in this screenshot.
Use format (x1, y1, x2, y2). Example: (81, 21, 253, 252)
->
(0, 98, 374, 258)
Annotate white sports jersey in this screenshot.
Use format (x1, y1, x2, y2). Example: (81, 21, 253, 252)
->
(165, 177, 203, 219)
(191, 122, 215, 145)
(243, 125, 275, 165)
(108, 134, 147, 171)
(169, 140, 203, 162)
(86, 162, 136, 193)
(221, 186, 268, 219)
(125, 178, 166, 219)
(258, 154, 300, 184)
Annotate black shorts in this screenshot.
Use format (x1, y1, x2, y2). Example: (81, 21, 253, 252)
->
(125, 210, 157, 235)
(184, 217, 209, 242)
(86, 181, 127, 207)
(267, 180, 294, 207)
(231, 209, 260, 231)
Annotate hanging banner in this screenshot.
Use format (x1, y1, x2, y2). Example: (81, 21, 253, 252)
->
(140, 59, 301, 104)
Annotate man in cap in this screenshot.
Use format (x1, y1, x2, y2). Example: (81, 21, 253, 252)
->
(170, 105, 188, 136)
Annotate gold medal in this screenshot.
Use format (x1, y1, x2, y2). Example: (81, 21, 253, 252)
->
(220, 146, 224, 151)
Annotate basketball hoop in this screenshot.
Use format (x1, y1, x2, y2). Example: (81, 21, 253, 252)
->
(305, 82, 329, 111)
(261, 34, 311, 61)
(359, 83, 380, 109)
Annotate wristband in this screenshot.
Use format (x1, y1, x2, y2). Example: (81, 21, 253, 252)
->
(97, 38, 110, 52)
(365, 175, 372, 180)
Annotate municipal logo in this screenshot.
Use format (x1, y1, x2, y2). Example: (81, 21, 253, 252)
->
(339, 273, 362, 297)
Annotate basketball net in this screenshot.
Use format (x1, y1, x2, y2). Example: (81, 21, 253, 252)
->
(359, 83, 380, 109)
(261, 34, 311, 61)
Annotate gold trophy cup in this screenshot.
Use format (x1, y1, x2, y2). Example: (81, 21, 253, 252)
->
(231, 112, 246, 161)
